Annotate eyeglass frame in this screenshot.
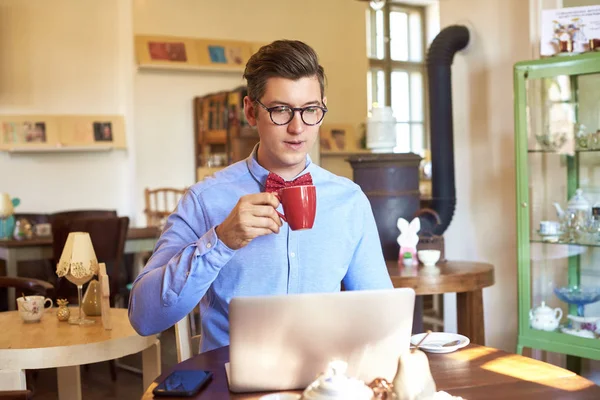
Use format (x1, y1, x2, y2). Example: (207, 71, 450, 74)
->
(253, 99, 328, 126)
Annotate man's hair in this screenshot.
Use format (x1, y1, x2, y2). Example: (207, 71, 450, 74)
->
(243, 40, 326, 102)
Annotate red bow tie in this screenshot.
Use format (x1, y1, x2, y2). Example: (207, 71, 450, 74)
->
(264, 172, 313, 193)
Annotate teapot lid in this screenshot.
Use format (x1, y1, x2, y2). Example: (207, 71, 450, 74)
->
(568, 188, 590, 211)
(301, 360, 373, 400)
(533, 301, 555, 315)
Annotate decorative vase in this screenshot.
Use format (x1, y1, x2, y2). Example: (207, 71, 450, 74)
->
(56, 299, 70, 321)
(82, 279, 102, 316)
(0, 194, 20, 239)
(0, 216, 15, 240)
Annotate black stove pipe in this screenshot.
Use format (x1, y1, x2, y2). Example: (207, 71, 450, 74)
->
(422, 25, 470, 236)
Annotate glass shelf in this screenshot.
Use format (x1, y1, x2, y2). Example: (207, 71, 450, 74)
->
(528, 149, 600, 153)
(531, 237, 600, 247)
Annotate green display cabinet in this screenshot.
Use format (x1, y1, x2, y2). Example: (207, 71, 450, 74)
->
(515, 51, 600, 361)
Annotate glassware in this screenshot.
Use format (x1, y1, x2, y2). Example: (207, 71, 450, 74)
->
(65, 268, 96, 325)
(554, 286, 600, 317)
(56, 232, 99, 326)
(575, 123, 589, 150)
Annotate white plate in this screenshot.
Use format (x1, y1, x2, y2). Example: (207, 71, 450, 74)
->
(410, 332, 470, 354)
(259, 394, 301, 400)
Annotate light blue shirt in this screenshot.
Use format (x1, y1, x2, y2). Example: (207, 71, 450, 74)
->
(128, 146, 392, 352)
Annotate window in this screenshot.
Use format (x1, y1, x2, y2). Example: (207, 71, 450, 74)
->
(367, 2, 427, 155)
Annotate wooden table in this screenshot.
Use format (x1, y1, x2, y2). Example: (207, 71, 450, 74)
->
(0, 226, 160, 308)
(387, 260, 494, 345)
(0, 308, 161, 400)
(141, 345, 600, 399)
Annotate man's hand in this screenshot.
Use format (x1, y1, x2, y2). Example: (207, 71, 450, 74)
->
(215, 193, 282, 250)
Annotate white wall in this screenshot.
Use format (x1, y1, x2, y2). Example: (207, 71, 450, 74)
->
(0, 0, 135, 216)
(132, 0, 369, 224)
(0, 0, 368, 226)
(438, 0, 531, 351)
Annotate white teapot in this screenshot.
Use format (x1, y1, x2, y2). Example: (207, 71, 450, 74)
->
(529, 302, 563, 331)
(301, 360, 373, 400)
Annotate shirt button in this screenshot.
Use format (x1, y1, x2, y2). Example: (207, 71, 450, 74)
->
(207, 243, 212, 248)
(290, 252, 296, 258)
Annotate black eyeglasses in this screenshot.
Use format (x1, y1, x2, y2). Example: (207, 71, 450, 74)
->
(254, 99, 327, 126)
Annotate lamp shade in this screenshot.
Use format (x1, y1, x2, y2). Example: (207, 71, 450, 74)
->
(56, 232, 99, 280)
(0, 193, 15, 218)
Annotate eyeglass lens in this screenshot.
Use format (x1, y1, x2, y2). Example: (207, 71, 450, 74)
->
(270, 106, 325, 125)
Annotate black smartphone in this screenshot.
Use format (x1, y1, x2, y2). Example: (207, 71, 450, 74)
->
(152, 369, 213, 397)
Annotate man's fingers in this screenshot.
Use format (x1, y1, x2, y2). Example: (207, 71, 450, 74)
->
(250, 205, 283, 226)
(245, 226, 278, 238)
(242, 192, 279, 208)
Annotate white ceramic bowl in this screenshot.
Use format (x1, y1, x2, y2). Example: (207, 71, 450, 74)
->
(418, 250, 441, 266)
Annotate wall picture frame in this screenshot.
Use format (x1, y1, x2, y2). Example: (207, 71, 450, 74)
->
(0, 116, 60, 150)
(320, 123, 358, 153)
(135, 35, 199, 68)
(135, 35, 264, 72)
(59, 115, 126, 148)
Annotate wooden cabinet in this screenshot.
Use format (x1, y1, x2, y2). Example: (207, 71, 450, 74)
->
(194, 87, 258, 180)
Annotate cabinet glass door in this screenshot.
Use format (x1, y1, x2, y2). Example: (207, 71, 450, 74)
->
(527, 71, 600, 340)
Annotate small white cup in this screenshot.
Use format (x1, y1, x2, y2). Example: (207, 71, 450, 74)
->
(16, 295, 53, 323)
(417, 250, 441, 267)
(540, 220, 560, 235)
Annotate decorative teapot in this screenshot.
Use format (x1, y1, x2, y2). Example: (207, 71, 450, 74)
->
(300, 360, 373, 400)
(529, 301, 563, 331)
(0, 193, 20, 240)
(553, 188, 590, 220)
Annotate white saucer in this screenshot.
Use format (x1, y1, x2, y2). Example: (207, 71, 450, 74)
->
(259, 394, 301, 400)
(560, 326, 596, 339)
(411, 332, 470, 354)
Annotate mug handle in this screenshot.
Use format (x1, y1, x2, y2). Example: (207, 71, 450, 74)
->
(272, 192, 287, 222)
(44, 298, 53, 310)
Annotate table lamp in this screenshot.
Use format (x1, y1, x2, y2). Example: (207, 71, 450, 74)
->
(56, 232, 99, 325)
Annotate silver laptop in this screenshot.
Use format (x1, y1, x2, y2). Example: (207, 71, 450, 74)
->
(226, 288, 415, 393)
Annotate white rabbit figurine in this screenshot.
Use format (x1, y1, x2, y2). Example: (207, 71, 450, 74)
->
(397, 217, 420, 266)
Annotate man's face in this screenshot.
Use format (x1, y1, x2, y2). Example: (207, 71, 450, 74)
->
(244, 76, 326, 178)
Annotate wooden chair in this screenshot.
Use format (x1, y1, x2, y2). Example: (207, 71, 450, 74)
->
(51, 216, 129, 307)
(174, 305, 202, 362)
(0, 390, 32, 400)
(49, 209, 117, 221)
(144, 188, 187, 227)
(0, 277, 54, 309)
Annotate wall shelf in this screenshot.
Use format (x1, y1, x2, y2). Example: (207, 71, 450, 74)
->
(7, 145, 114, 154)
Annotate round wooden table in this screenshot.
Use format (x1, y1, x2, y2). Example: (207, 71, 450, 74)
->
(141, 344, 600, 399)
(0, 308, 161, 400)
(387, 260, 494, 345)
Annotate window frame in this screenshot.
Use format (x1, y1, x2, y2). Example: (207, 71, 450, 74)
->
(368, 1, 430, 152)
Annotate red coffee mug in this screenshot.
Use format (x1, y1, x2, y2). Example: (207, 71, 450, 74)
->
(275, 185, 316, 230)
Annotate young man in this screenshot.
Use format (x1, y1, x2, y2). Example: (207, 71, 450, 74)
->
(128, 40, 392, 352)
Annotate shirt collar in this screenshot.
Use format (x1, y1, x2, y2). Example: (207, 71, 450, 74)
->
(246, 143, 315, 189)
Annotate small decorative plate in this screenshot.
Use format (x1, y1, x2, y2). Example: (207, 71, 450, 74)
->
(410, 332, 470, 354)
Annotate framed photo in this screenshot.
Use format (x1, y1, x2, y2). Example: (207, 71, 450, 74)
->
(541, 5, 600, 55)
(196, 39, 254, 70)
(320, 123, 357, 153)
(135, 35, 199, 67)
(135, 35, 263, 72)
(0, 116, 60, 150)
(59, 115, 126, 148)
